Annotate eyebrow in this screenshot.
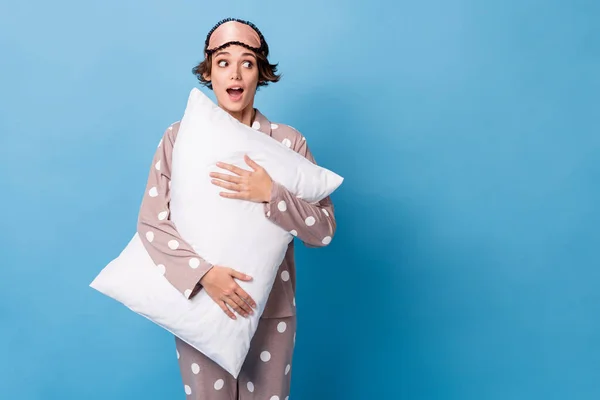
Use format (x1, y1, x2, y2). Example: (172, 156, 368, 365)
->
(214, 51, 256, 59)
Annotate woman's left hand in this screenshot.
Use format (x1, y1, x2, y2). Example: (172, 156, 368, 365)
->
(210, 155, 273, 203)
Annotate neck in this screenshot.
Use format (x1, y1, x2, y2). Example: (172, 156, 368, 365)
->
(222, 103, 256, 127)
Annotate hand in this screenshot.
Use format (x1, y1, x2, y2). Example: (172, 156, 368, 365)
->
(210, 155, 273, 203)
(199, 266, 257, 320)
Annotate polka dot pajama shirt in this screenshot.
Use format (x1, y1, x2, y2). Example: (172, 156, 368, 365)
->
(137, 109, 337, 399)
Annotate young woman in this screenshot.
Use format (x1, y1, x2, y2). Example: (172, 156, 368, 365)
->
(137, 18, 337, 399)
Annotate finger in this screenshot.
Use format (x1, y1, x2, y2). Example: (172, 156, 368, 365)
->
(244, 154, 261, 171)
(230, 269, 253, 281)
(216, 162, 250, 176)
(211, 179, 242, 191)
(219, 191, 249, 200)
(218, 301, 237, 320)
(209, 172, 242, 184)
(231, 292, 253, 315)
(229, 269, 257, 309)
(223, 295, 249, 317)
(235, 286, 257, 309)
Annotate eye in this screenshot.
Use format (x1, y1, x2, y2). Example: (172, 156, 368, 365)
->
(217, 60, 228, 67)
(242, 60, 253, 68)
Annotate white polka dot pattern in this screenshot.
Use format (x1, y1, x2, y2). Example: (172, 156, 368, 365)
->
(155, 160, 161, 171)
(247, 382, 255, 392)
(191, 363, 200, 374)
(305, 216, 316, 226)
(290, 230, 297, 236)
(189, 258, 200, 269)
(184, 385, 191, 395)
(145, 231, 154, 242)
(214, 379, 224, 390)
(149, 187, 158, 197)
(277, 321, 287, 333)
(285, 364, 291, 375)
(271, 123, 279, 129)
(184, 289, 192, 298)
(322, 236, 332, 245)
(168, 240, 179, 250)
(278, 201, 287, 212)
(157, 264, 166, 275)
(158, 211, 168, 221)
(260, 351, 271, 362)
(252, 121, 261, 130)
(281, 270, 290, 282)
(282, 138, 292, 148)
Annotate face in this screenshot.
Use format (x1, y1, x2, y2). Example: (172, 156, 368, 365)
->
(205, 45, 260, 115)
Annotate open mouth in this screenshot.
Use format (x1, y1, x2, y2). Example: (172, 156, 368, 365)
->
(226, 87, 244, 100)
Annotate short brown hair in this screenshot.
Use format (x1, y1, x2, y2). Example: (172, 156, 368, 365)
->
(192, 51, 281, 91)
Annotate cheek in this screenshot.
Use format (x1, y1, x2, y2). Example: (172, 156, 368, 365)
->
(210, 72, 228, 93)
(245, 69, 260, 86)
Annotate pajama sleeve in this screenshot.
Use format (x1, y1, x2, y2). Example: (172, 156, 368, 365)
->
(137, 124, 214, 299)
(263, 138, 337, 248)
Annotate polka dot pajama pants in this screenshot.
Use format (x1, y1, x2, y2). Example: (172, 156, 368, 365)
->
(175, 315, 296, 399)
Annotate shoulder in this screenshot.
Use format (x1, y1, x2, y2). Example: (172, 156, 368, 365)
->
(161, 121, 181, 146)
(269, 122, 307, 152)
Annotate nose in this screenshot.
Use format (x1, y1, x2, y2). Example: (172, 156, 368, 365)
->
(231, 66, 242, 80)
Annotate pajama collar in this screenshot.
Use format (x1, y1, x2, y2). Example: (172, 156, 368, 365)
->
(252, 109, 273, 138)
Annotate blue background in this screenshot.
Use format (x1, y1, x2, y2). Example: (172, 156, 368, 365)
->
(1, 0, 599, 399)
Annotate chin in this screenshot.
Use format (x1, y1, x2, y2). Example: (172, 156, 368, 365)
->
(217, 95, 252, 114)
(219, 101, 247, 114)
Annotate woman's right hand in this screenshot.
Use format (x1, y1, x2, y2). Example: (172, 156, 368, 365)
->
(199, 266, 257, 319)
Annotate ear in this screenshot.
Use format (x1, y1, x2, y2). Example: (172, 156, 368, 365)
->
(203, 72, 211, 82)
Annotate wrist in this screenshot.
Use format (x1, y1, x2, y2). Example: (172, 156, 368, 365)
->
(199, 269, 212, 284)
(264, 180, 274, 203)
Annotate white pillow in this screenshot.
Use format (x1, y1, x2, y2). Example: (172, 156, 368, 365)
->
(90, 87, 343, 378)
